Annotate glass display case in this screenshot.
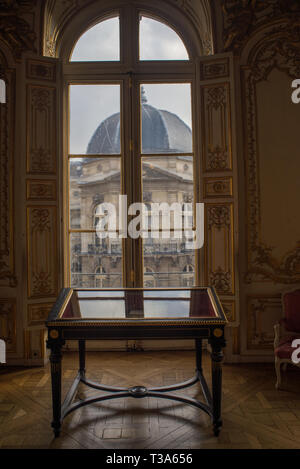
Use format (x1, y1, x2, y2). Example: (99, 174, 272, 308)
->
(46, 287, 227, 438)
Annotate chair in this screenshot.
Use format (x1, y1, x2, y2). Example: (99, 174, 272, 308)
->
(274, 289, 300, 389)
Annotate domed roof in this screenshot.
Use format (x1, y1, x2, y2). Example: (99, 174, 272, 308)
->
(86, 103, 192, 154)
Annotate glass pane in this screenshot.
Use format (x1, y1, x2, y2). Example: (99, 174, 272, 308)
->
(70, 17, 120, 61)
(70, 233, 122, 288)
(140, 84, 192, 154)
(142, 156, 193, 205)
(139, 16, 189, 61)
(70, 84, 120, 154)
(142, 155, 194, 287)
(143, 237, 195, 288)
(69, 157, 121, 230)
(61, 289, 219, 320)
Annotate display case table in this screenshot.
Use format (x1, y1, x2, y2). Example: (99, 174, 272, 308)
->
(46, 287, 227, 437)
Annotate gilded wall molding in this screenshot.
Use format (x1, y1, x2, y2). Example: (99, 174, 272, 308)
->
(201, 83, 232, 171)
(244, 26, 300, 284)
(0, 1, 36, 60)
(28, 302, 53, 326)
(0, 57, 16, 287)
(27, 206, 58, 298)
(247, 295, 282, 351)
(222, 0, 300, 54)
(204, 177, 233, 198)
(0, 298, 16, 353)
(26, 179, 57, 201)
(205, 203, 234, 295)
(26, 84, 57, 174)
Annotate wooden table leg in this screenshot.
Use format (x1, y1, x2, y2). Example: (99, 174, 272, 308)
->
(48, 338, 64, 437)
(79, 340, 86, 377)
(209, 338, 224, 436)
(195, 338, 203, 373)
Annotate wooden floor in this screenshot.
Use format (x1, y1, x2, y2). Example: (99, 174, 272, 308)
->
(1, 350, 300, 449)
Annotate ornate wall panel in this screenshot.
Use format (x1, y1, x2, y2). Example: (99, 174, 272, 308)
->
(243, 27, 300, 284)
(201, 83, 232, 171)
(28, 302, 53, 326)
(221, 298, 235, 322)
(204, 176, 232, 198)
(27, 206, 58, 299)
(222, 0, 300, 55)
(247, 296, 282, 351)
(26, 179, 57, 201)
(205, 203, 234, 295)
(0, 61, 16, 287)
(26, 58, 56, 82)
(200, 57, 229, 80)
(26, 84, 56, 174)
(24, 329, 46, 360)
(0, 1, 37, 61)
(0, 299, 16, 353)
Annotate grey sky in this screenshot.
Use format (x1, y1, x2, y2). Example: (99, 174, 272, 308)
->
(69, 16, 191, 155)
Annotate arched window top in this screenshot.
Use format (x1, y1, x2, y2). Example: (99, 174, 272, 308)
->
(70, 16, 120, 62)
(69, 11, 190, 63)
(139, 15, 189, 61)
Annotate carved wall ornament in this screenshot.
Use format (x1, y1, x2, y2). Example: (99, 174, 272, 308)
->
(0, 56, 16, 287)
(222, 0, 300, 54)
(205, 203, 234, 295)
(27, 85, 56, 174)
(204, 177, 233, 198)
(208, 206, 231, 229)
(26, 59, 56, 82)
(0, 0, 36, 60)
(244, 29, 300, 283)
(26, 180, 56, 201)
(27, 206, 58, 298)
(247, 296, 282, 350)
(0, 299, 16, 352)
(210, 267, 231, 293)
(28, 302, 53, 326)
(202, 83, 232, 171)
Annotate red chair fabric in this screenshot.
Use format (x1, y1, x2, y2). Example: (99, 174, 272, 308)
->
(275, 335, 300, 358)
(282, 289, 300, 332)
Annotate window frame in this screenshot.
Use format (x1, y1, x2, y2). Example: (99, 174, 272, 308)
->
(62, 4, 201, 289)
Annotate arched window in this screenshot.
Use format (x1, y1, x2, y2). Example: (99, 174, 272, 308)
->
(66, 5, 199, 289)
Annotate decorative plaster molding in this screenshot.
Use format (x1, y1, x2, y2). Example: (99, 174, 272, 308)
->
(244, 26, 300, 284)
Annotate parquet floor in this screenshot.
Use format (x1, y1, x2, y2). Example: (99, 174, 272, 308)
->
(0, 350, 300, 449)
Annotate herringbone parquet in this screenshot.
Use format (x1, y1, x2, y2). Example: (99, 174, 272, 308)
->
(0, 350, 300, 449)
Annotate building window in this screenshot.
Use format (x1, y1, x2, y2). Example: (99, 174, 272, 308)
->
(66, 4, 198, 288)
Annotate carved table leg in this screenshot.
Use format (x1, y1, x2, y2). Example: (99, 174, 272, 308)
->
(48, 338, 64, 438)
(209, 338, 225, 437)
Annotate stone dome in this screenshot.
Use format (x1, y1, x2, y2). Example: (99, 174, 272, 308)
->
(86, 103, 192, 154)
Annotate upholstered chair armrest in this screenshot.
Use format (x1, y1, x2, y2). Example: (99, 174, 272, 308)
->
(274, 323, 281, 349)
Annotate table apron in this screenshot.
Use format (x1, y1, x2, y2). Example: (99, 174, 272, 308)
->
(60, 327, 211, 341)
